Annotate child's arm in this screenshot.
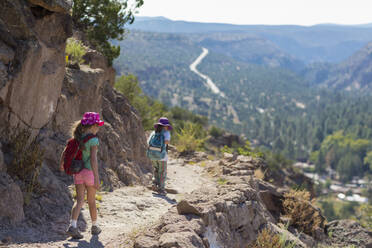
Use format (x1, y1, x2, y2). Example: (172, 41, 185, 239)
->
(90, 145, 100, 190)
(59, 147, 66, 172)
(164, 131, 171, 150)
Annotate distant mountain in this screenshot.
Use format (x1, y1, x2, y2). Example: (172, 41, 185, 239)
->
(129, 17, 372, 64)
(322, 42, 372, 93)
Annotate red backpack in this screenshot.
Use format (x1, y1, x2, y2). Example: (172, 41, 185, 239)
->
(62, 134, 96, 175)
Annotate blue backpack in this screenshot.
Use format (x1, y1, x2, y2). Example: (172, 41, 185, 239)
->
(147, 131, 166, 160)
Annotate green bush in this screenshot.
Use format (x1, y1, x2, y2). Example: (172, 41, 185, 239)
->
(175, 122, 206, 154)
(209, 125, 224, 138)
(238, 141, 264, 158)
(65, 38, 86, 65)
(220, 145, 233, 154)
(359, 204, 372, 230)
(264, 151, 293, 172)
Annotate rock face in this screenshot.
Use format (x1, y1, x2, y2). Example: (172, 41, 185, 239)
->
(0, 0, 72, 132)
(0, 0, 151, 231)
(0, 0, 72, 227)
(326, 220, 372, 248)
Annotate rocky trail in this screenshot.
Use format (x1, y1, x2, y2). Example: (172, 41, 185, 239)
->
(5, 158, 215, 248)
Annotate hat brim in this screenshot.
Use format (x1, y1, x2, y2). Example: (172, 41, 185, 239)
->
(154, 123, 172, 130)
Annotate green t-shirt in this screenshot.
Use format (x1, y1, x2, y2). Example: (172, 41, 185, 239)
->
(82, 135, 99, 170)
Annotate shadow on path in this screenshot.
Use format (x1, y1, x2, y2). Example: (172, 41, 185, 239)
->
(63, 235, 104, 248)
(151, 193, 177, 205)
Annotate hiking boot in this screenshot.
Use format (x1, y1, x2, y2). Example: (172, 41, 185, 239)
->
(91, 225, 102, 235)
(158, 188, 167, 196)
(66, 226, 83, 239)
(151, 184, 159, 192)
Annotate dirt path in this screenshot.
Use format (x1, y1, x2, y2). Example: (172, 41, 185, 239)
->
(7, 158, 214, 248)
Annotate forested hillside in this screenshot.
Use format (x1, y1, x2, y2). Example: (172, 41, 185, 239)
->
(322, 42, 372, 92)
(114, 26, 372, 183)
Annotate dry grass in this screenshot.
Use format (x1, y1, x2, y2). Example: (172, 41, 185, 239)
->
(7, 129, 44, 204)
(283, 189, 324, 237)
(250, 228, 281, 248)
(254, 168, 266, 180)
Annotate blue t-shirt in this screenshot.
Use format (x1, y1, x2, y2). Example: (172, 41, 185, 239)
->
(81, 135, 99, 170)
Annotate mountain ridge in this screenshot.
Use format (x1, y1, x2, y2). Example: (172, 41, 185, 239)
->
(129, 17, 372, 64)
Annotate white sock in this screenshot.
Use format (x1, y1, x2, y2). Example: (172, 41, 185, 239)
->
(92, 221, 97, 227)
(70, 220, 77, 228)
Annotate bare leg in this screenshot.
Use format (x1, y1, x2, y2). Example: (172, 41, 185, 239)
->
(86, 185, 97, 222)
(71, 184, 86, 221)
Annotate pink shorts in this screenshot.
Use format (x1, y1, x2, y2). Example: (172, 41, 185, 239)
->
(73, 169, 94, 186)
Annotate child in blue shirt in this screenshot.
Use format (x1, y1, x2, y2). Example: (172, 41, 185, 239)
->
(148, 117, 172, 195)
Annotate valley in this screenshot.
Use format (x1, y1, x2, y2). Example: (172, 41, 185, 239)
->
(114, 18, 372, 212)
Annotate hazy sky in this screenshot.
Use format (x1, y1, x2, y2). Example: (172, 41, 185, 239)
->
(134, 0, 372, 26)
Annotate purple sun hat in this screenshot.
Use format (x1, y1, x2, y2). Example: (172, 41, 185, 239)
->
(154, 117, 172, 130)
(81, 112, 104, 126)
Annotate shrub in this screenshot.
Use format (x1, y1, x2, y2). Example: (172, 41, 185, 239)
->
(174, 122, 206, 154)
(359, 204, 372, 230)
(283, 189, 324, 237)
(237, 141, 264, 158)
(220, 145, 233, 154)
(65, 38, 86, 65)
(217, 177, 227, 185)
(264, 151, 293, 172)
(250, 228, 281, 248)
(7, 129, 44, 204)
(209, 125, 224, 138)
(250, 227, 297, 248)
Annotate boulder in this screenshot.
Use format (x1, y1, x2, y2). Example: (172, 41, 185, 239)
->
(134, 236, 159, 248)
(159, 232, 204, 248)
(177, 200, 202, 216)
(83, 48, 115, 87)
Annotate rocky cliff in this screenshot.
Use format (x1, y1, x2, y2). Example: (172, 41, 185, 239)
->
(126, 153, 372, 248)
(0, 0, 151, 233)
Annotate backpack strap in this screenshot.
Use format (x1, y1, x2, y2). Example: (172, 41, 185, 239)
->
(82, 133, 97, 143)
(74, 134, 97, 159)
(160, 131, 165, 152)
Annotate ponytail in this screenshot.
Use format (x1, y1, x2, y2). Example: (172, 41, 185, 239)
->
(71, 121, 84, 140)
(70, 121, 93, 150)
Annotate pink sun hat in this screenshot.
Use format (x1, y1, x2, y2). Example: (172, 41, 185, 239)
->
(81, 112, 104, 126)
